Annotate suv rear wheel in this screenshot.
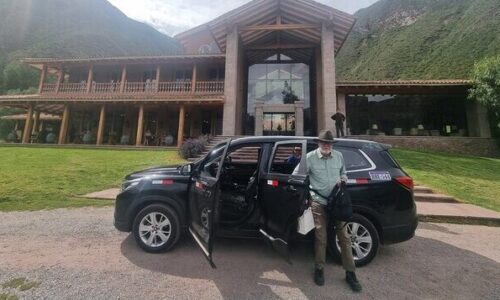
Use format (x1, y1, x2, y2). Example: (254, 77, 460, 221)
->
(328, 213, 379, 267)
(133, 204, 180, 253)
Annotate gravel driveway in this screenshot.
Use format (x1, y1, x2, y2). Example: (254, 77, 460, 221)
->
(0, 207, 499, 299)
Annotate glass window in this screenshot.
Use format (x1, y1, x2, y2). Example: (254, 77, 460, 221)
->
(336, 148, 372, 171)
(200, 144, 226, 178)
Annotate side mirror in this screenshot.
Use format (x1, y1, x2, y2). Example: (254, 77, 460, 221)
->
(181, 163, 193, 175)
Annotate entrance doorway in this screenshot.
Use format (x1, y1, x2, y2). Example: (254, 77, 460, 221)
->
(263, 113, 295, 135)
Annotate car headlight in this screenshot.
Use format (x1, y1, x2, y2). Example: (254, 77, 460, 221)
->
(121, 179, 141, 191)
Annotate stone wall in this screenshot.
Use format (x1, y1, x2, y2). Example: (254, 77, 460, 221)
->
(352, 135, 500, 158)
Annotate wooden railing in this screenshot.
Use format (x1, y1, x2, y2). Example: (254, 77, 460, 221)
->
(195, 81, 224, 93)
(40, 80, 224, 95)
(58, 82, 87, 93)
(158, 81, 192, 93)
(92, 82, 120, 93)
(41, 83, 57, 93)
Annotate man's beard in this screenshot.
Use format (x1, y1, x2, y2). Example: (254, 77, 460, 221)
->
(320, 148, 332, 156)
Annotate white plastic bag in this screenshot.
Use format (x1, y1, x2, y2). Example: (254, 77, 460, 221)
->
(297, 207, 315, 235)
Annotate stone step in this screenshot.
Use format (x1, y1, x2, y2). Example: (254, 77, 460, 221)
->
(414, 193, 459, 203)
(414, 186, 434, 194)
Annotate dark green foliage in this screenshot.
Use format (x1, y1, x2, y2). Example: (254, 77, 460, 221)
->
(468, 55, 500, 137)
(0, 0, 182, 95)
(336, 0, 500, 80)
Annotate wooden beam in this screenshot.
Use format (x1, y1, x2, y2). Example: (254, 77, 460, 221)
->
(58, 104, 70, 144)
(155, 65, 161, 92)
(177, 105, 185, 146)
(135, 104, 144, 146)
(240, 23, 320, 32)
(96, 105, 106, 145)
(120, 66, 127, 93)
(191, 64, 197, 93)
(21, 105, 34, 144)
(38, 65, 47, 94)
(246, 43, 316, 50)
(86, 65, 94, 93)
(55, 69, 64, 93)
(32, 110, 41, 136)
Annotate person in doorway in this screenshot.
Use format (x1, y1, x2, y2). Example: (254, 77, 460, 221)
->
(294, 130, 361, 291)
(331, 110, 346, 137)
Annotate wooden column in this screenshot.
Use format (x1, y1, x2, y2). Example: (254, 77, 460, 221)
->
(135, 105, 145, 146)
(320, 23, 337, 131)
(55, 68, 64, 93)
(120, 66, 127, 93)
(32, 110, 41, 136)
(58, 104, 70, 144)
(96, 105, 106, 145)
(177, 105, 185, 147)
(191, 64, 197, 93)
(38, 65, 47, 93)
(21, 105, 34, 144)
(155, 65, 161, 92)
(86, 65, 94, 93)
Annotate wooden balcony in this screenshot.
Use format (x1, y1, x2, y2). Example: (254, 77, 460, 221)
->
(40, 80, 225, 96)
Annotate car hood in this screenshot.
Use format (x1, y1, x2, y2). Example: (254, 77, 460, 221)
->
(125, 165, 183, 180)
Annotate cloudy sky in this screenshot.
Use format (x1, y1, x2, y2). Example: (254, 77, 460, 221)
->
(107, 0, 378, 36)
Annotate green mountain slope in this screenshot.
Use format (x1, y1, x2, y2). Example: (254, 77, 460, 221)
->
(336, 0, 500, 80)
(0, 0, 182, 94)
(0, 0, 181, 58)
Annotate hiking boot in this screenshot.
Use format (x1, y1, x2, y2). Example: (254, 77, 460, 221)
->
(314, 268, 324, 286)
(346, 271, 362, 292)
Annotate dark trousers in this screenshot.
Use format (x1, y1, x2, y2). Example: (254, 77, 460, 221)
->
(335, 124, 345, 137)
(311, 201, 355, 272)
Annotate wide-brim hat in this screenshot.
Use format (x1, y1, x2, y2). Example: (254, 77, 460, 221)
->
(316, 129, 337, 143)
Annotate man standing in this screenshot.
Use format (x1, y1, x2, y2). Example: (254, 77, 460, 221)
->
(331, 110, 346, 137)
(294, 130, 362, 291)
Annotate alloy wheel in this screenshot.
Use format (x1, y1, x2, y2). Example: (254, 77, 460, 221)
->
(336, 222, 373, 260)
(139, 212, 172, 248)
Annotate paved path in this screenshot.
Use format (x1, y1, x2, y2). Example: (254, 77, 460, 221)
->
(0, 207, 499, 299)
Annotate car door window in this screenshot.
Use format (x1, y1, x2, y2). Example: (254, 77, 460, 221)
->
(269, 143, 305, 175)
(200, 145, 225, 178)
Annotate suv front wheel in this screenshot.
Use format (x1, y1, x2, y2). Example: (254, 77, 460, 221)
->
(328, 213, 380, 267)
(132, 204, 180, 253)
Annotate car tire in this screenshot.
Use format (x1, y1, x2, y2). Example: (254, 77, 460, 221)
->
(327, 213, 379, 267)
(132, 204, 180, 253)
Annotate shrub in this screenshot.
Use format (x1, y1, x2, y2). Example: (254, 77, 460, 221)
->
(179, 135, 209, 159)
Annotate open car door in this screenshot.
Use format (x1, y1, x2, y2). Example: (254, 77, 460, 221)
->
(188, 140, 230, 268)
(259, 140, 309, 260)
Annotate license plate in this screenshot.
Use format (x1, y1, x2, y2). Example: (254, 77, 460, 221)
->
(369, 171, 391, 181)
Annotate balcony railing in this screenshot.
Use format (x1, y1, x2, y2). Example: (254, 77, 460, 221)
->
(40, 80, 224, 95)
(58, 82, 87, 93)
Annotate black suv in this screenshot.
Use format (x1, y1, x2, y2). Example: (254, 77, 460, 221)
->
(114, 137, 417, 267)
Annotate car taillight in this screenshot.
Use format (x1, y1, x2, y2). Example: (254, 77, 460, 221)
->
(395, 176, 414, 190)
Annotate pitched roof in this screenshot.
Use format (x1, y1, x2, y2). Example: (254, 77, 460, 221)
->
(175, 0, 356, 54)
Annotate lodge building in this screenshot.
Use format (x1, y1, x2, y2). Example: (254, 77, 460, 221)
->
(0, 0, 493, 150)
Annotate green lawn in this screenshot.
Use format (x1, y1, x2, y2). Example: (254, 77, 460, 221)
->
(391, 149, 500, 212)
(0, 147, 185, 211)
(0, 146, 498, 213)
